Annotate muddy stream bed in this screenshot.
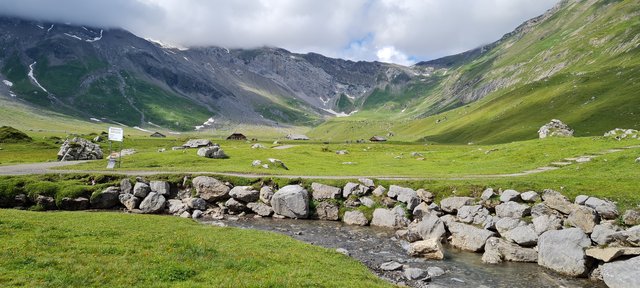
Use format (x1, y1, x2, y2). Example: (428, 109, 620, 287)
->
(202, 217, 604, 288)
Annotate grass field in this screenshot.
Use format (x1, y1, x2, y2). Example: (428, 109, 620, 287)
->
(0, 210, 390, 288)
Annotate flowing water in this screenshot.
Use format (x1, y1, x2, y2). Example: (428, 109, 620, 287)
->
(202, 217, 605, 288)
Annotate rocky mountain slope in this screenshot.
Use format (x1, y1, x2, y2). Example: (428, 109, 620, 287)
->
(0, 17, 411, 131)
(311, 0, 640, 143)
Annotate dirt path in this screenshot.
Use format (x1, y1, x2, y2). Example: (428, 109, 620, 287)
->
(1, 145, 637, 180)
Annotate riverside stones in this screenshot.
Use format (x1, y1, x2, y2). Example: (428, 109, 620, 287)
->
(623, 209, 640, 226)
(119, 194, 140, 210)
(404, 268, 427, 281)
(372, 185, 386, 197)
(343, 182, 367, 198)
(533, 214, 563, 235)
(500, 189, 520, 202)
(393, 187, 421, 211)
(168, 199, 188, 214)
(447, 222, 495, 252)
(416, 213, 447, 241)
(538, 119, 574, 139)
(358, 178, 375, 187)
(133, 182, 151, 198)
(192, 176, 231, 202)
(371, 207, 409, 228)
(247, 202, 273, 217)
(583, 197, 618, 220)
(520, 191, 540, 203)
(416, 189, 434, 203)
(225, 198, 247, 213)
(120, 178, 132, 194)
(314, 201, 339, 220)
(591, 222, 622, 246)
(229, 186, 260, 203)
(186, 197, 207, 211)
(503, 225, 538, 247)
(150, 181, 170, 195)
(457, 205, 490, 225)
(495, 202, 531, 218)
(57, 137, 104, 161)
(90, 186, 121, 209)
(542, 189, 573, 214)
(538, 228, 591, 277)
(601, 255, 640, 288)
(260, 186, 274, 204)
(380, 261, 403, 271)
(566, 205, 598, 233)
(343, 210, 368, 226)
(480, 188, 495, 201)
(311, 183, 341, 200)
(139, 192, 166, 214)
(495, 217, 527, 236)
(271, 185, 309, 219)
(586, 247, 640, 262)
(482, 237, 538, 264)
(59, 197, 89, 210)
(440, 197, 474, 213)
(408, 238, 444, 260)
(359, 197, 375, 208)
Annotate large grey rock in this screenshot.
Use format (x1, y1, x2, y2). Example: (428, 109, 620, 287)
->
(542, 189, 573, 215)
(416, 213, 446, 241)
(57, 137, 103, 161)
(500, 189, 521, 202)
(371, 207, 409, 228)
(197, 145, 228, 159)
(139, 192, 166, 214)
(495, 217, 527, 236)
(380, 261, 402, 271)
(186, 197, 207, 211)
(412, 202, 432, 219)
(118, 193, 139, 211)
(314, 201, 339, 220)
(482, 237, 538, 264)
(133, 182, 151, 198)
(358, 178, 375, 187)
(372, 185, 386, 197)
(584, 197, 618, 220)
(149, 181, 170, 195)
(538, 228, 592, 277)
(182, 139, 212, 148)
(457, 205, 490, 225)
(447, 222, 495, 252)
(503, 225, 538, 247)
(260, 186, 274, 204)
(566, 205, 598, 233)
(426, 267, 445, 278)
(538, 119, 574, 139)
(586, 247, 640, 262)
(591, 222, 622, 246)
(343, 182, 368, 198)
(575, 195, 589, 205)
(120, 178, 132, 194)
(440, 197, 474, 213)
(601, 255, 640, 288)
(416, 189, 434, 204)
(311, 183, 341, 200)
(408, 238, 444, 260)
(168, 199, 188, 214)
(229, 186, 260, 203)
(404, 268, 427, 281)
(247, 202, 274, 216)
(520, 191, 540, 203)
(533, 214, 563, 235)
(531, 203, 563, 218)
(343, 210, 368, 226)
(192, 210, 203, 219)
(225, 198, 247, 213)
(90, 186, 121, 209)
(391, 185, 421, 211)
(480, 188, 495, 201)
(59, 197, 90, 210)
(271, 185, 309, 219)
(359, 197, 375, 208)
(623, 209, 640, 226)
(495, 202, 531, 218)
(192, 176, 231, 202)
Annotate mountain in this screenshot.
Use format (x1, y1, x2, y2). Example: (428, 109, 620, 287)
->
(0, 17, 412, 131)
(310, 0, 640, 143)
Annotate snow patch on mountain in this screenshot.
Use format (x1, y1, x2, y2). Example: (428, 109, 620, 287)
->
(2, 80, 13, 87)
(86, 30, 103, 42)
(28, 62, 48, 93)
(322, 108, 358, 118)
(64, 33, 82, 40)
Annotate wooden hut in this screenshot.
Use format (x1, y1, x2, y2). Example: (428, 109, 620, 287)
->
(227, 133, 247, 140)
(150, 132, 166, 138)
(369, 136, 387, 142)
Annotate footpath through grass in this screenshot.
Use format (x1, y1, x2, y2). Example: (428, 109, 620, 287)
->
(0, 210, 390, 288)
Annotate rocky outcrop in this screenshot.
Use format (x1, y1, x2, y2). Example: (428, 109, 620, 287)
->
(57, 137, 103, 161)
(271, 185, 309, 219)
(538, 119, 573, 139)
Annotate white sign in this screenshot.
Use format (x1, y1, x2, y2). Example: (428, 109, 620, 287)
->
(108, 127, 124, 142)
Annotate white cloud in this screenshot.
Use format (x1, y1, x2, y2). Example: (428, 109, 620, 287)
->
(0, 0, 559, 65)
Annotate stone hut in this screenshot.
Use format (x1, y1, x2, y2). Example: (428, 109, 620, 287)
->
(226, 133, 247, 140)
(150, 132, 166, 138)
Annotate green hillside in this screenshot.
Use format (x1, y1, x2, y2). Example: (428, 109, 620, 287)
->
(310, 0, 640, 143)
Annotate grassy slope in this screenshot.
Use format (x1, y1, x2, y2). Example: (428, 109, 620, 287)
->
(0, 210, 389, 287)
(309, 0, 640, 144)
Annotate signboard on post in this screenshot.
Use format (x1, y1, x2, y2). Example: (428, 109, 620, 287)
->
(108, 127, 124, 142)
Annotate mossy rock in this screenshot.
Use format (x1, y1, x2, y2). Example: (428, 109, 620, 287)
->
(0, 126, 32, 143)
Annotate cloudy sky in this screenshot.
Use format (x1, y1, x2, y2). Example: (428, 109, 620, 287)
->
(0, 0, 558, 65)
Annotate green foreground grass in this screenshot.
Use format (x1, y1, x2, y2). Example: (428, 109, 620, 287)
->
(0, 210, 390, 288)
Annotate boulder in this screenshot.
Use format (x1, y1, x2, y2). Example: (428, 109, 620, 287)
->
(447, 222, 495, 252)
(403, 267, 427, 281)
(591, 222, 622, 246)
(197, 145, 228, 159)
(426, 267, 445, 278)
(584, 197, 618, 220)
(359, 197, 375, 208)
(392, 186, 421, 211)
(440, 197, 474, 213)
(118, 194, 140, 211)
(314, 201, 339, 220)
(500, 189, 520, 202)
(247, 202, 274, 217)
(482, 237, 538, 264)
(416, 189, 434, 203)
(601, 255, 640, 288)
(503, 225, 538, 247)
(408, 238, 444, 260)
(59, 197, 90, 210)
(149, 181, 170, 195)
(90, 186, 121, 209)
(396, 228, 421, 243)
(260, 186, 274, 204)
(343, 210, 368, 226)
(531, 203, 563, 218)
(271, 185, 309, 219)
(416, 213, 447, 241)
(120, 178, 132, 194)
(623, 209, 640, 226)
(132, 182, 151, 198)
(34, 195, 56, 210)
(575, 195, 589, 205)
(251, 143, 265, 149)
(182, 139, 212, 148)
(542, 189, 573, 214)
(380, 261, 402, 271)
(311, 183, 341, 200)
(139, 192, 166, 214)
(412, 202, 432, 219)
(186, 197, 207, 211)
(192, 176, 231, 202)
(229, 186, 260, 203)
(538, 119, 574, 139)
(192, 210, 203, 219)
(371, 207, 409, 228)
(343, 182, 367, 198)
(180, 211, 191, 218)
(566, 205, 599, 233)
(480, 188, 496, 201)
(267, 158, 288, 170)
(457, 205, 490, 225)
(168, 199, 188, 215)
(57, 137, 103, 161)
(495, 202, 531, 218)
(586, 247, 640, 262)
(225, 198, 247, 213)
(532, 214, 563, 235)
(358, 178, 375, 187)
(537, 228, 592, 277)
(495, 217, 527, 236)
(520, 191, 540, 203)
(372, 185, 386, 197)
